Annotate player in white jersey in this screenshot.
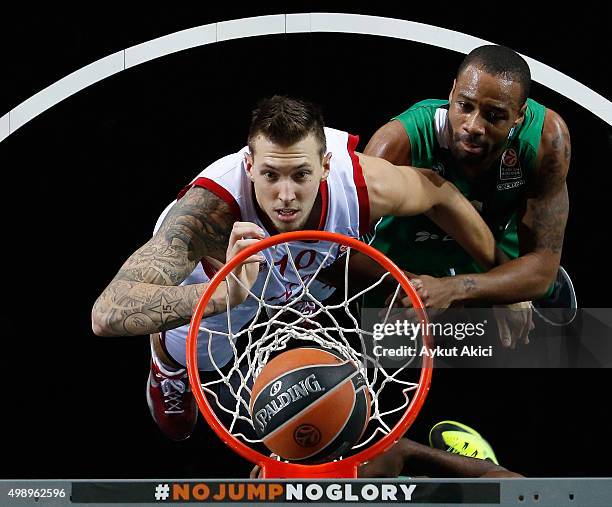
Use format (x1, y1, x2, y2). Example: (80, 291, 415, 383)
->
(153, 126, 369, 369)
(92, 96, 500, 441)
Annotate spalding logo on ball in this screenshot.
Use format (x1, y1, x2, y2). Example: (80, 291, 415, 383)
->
(249, 347, 371, 463)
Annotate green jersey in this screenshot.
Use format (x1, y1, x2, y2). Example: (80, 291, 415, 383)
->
(368, 98, 546, 279)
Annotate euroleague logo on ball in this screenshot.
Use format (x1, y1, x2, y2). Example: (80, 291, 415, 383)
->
(294, 424, 321, 447)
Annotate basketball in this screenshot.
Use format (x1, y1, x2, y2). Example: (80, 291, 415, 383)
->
(249, 347, 371, 463)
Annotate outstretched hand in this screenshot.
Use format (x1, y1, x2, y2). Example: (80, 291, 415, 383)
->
(493, 301, 534, 349)
(227, 222, 266, 305)
(382, 276, 448, 321)
(207, 221, 265, 308)
(405, 275, 456, 311)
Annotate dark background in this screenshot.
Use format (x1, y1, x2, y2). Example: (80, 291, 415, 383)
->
(1, 3, 610, 478)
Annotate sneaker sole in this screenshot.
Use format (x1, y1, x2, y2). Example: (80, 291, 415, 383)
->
(429, 420, 498, 465)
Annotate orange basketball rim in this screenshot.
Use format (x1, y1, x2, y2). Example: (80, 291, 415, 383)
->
(186, 230, 433, 478)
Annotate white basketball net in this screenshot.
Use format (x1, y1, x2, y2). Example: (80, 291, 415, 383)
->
(196, 238, 427, 460)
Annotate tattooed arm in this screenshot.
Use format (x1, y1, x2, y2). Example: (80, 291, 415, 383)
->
(91, 187, 262, 337)
(418, 109, 570, 306)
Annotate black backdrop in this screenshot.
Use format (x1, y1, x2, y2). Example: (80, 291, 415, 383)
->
(1, 3, 610, 478)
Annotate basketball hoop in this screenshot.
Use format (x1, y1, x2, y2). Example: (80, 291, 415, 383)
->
(186, 230, 433, 478)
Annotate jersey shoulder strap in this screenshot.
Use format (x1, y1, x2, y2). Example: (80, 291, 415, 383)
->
(392, 99, 448, 167)
(508, 98, 546, 174)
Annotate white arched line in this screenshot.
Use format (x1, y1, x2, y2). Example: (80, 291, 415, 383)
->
(1, 13, 611, 144)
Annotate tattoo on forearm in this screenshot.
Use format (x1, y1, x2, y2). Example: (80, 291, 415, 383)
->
(93, 281, 223, 335)
(93, 186, 234, 335)
(113, 243, 193, 285)
(529, 120, 570, 255)
(463, 277, 476, 292)
(530, 186, 568, 254)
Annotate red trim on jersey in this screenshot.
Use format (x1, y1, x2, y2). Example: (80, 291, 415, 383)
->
(177, 177, 242, 220)
(159, 332, 172, 363)
(347, 134, 370, 235)
(200, 257, 218, 279)
(317, 180, 329, 230)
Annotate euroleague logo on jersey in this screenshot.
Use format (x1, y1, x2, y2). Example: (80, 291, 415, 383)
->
(502, 148, 518, 167)
(498, 148, 524, 190)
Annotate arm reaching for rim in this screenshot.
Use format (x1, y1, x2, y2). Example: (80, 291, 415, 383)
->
(438, 110, 570, 304)
(359, 152, 499, 271)
(361, 111, 570, 306)
(91, 186, 264, 337)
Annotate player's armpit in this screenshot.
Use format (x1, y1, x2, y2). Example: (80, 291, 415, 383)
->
(91, 186, 235, 337)
(444, 111, 571, 305)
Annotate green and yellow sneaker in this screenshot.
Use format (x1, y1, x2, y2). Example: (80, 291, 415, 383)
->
(429, 420, 499, 465)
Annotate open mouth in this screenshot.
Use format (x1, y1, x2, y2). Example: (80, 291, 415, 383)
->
(275, 208, 300, 222)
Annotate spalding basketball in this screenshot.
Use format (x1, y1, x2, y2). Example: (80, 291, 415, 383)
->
(249, 347, 370, 463)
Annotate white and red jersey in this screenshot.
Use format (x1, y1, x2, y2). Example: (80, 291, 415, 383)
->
(154, 127, 369, 369)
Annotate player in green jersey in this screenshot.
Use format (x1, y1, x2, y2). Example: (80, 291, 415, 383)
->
(362, 45, 571, 347)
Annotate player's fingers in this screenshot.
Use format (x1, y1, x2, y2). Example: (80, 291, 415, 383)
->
(229, 238, 265, 262)
(411, 280, 428, 302)
(229, 222, 265, 250)
(495, 311, 512, 348)
(513, 302, 533, 346)
(231, 221, 265, 238)
(417, 289, 429, 306)
(230, 238, 261, 251)
(523, 307, 535, 345)
(244, 254, 265, 263)
(249, 465, 261, 479)
(227, 223, 264, 262)
(517, 313, 531, 347)
(385, 278, 423, 310)
(523, 304, 534, 344)
(410, 279, 423, 291)
(399, 295, 414, 308)
(529, 307, 535, 331)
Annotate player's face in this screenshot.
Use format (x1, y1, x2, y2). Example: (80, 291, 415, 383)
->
(246, 133, 331, 233)
(447, 65, 526, 168)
